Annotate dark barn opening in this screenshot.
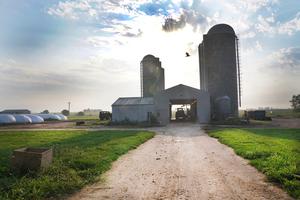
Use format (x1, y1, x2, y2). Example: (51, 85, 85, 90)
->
(169, 99, 197, 122)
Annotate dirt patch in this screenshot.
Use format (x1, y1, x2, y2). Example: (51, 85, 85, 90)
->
(69, 123, 292, 200)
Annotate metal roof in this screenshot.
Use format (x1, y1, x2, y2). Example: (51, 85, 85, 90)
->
(0, 109, 31, 114)
(112, 97, 154, 106)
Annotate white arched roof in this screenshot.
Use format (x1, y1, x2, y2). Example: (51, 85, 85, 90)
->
(37, 114, 61, 121)
(55, 114, 68, 120)
(0, 114, 16, 124)
(25, 115, 44, 123)
(13, 114, 32, 124)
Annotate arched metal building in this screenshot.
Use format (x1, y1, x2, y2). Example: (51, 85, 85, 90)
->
(0, 114, 16, 124)
(13, 114, 32, 124)
(55, 114, 68, 120)
(25, 115, 44, 123)
(37, 114, 61, 121)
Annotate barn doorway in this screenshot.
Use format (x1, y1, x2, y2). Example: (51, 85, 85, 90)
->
(169, 99, 197, 122)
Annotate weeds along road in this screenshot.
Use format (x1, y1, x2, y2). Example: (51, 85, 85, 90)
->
(70, 123, 292, 200)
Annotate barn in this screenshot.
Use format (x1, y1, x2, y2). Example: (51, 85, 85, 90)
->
(112, 84, 210, 125)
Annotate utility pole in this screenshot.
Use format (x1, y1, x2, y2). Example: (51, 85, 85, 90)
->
(68, 102, 71, 113)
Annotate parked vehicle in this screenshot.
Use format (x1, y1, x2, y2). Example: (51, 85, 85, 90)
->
(99, 111, 112, 120)
(175, 108, 186, 120)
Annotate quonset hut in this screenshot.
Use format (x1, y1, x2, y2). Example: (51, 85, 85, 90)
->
(112, 23, 240, 125)
(0, 114, 16, 124)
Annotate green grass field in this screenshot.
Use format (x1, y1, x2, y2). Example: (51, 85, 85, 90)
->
(0, 130, 154, 200)
(239, 109, 300, 118)
(266, 109, 300, 118)
(208, 128, 300, 198)
(67, 115, 99, 121)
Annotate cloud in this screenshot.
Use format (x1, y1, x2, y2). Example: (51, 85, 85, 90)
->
(255, 12, 300, 36)
(47, 0, 300, 43)
(4, 0, 297, 111)
(162, 15, 186, 32)
(162, 9, 208, 32)
(267, 47, 300, 70)
(0, 59, 91, 95)
(255, 15, 276, 35)
(278, 12, 300, 35)
(138, 1, 170, 16)
(240, 0, 278, 12)
(47, 0, 93, 20)
(241, 46, 300, 109)
(48, 0, 144, 21)
(122, 28, 143, 37)
(255, 41, 263, 51)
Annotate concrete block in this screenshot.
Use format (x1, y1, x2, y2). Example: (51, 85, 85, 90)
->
(11, 147, 53, 172)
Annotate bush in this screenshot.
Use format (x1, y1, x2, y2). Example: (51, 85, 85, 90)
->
(77, 112, 84, 116)
(40, 110, 49, 114)
(61, 110, 70, 116)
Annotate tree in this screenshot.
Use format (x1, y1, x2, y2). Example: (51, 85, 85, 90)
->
(290, 94, 300, 112)
(41, 110, 49, 114)
(61, 109, 70, 116)
(77, 111, 84, 116)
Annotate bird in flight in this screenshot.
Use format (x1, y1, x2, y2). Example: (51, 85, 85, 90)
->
(185, 52, 190, 57)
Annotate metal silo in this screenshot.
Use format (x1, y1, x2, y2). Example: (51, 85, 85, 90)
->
(140, 55, 165, 97)
(199, 24, 241, 119)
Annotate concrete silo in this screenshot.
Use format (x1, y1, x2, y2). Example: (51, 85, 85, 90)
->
(199, 24, 241, 119)
(140, 55, 165, 97)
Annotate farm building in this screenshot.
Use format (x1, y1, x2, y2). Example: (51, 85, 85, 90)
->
(13, 115, 32, 124)
(0, 109, 31, 114)
(112, 84, 210, 125)
(199, 23, 241, 119)
(0, 114, 16, 124)
(140, 55, 165, 97)
(112, 24, 240, 125)
(112, 97, 154, 122)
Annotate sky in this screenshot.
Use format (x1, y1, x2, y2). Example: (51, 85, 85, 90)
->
(0, 0, 299, 113)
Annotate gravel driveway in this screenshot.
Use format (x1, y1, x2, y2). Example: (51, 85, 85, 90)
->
(70, 123, 292, 200)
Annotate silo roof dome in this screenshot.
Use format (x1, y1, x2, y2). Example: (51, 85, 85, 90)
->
(207, 24, 235, 35)
(142, 54, 156, 61)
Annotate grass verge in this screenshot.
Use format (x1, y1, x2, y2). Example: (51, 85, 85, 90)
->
(266, 109, 300, 118)
(0, 130, 154, 199)
(67, 115, 99, 121)
(208, 128, 300, 199)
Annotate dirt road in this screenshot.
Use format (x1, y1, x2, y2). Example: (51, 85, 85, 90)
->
(70, 123, 292, 200)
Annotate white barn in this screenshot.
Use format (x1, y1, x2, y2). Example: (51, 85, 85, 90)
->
(112, 84, 211, 125)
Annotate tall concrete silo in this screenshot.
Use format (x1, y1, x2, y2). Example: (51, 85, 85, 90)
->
(140, 55, 165, 97)
(199, 24, 241, 119)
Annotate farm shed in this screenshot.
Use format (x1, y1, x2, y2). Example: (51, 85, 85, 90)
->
(112, 97, 154, 123)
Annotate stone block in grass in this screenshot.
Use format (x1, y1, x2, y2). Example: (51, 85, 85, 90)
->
(11, 147, 53, 172)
